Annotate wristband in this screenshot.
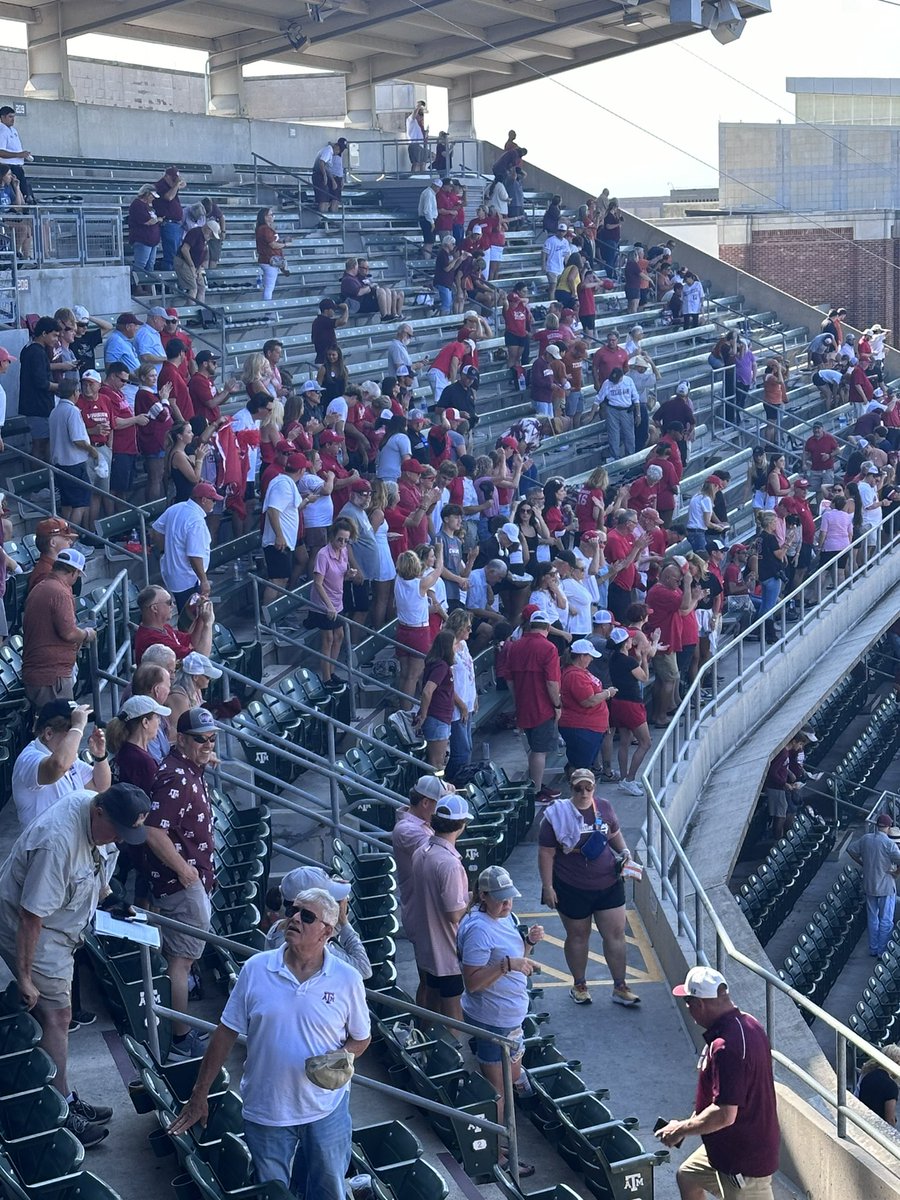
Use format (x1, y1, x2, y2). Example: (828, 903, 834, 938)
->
(93, 752, 109, 762)
(525, 935, 536, 946)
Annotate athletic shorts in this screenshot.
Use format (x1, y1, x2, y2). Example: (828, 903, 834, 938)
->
(553, 875, 626, 921)
(608, 698, 647, 731)
(423, 970, 464, 998)
(305, 609, 342, 631)
(523, 716, 558, 753)
(264, 545, 292, 579)
(504, 332, 528, 349)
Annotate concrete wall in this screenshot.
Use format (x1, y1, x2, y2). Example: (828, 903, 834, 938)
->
(16, 266, 132, 333)
(242, 75, 346, 122)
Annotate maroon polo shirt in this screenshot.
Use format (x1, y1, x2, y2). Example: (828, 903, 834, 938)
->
(504, 632, 560, 729)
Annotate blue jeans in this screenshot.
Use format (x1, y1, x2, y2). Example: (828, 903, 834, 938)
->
(866, 894, 896, 956)
(244, 1093, 351, 1200)
(436, 284, 453, 314)
(133, 242, 158, 271)
(559, 726, 604, 771)
(447, 716, 473, 779)
(159, 221, 182, 271)
(687, 529, 708, 553)
(759, 575, 782, 617)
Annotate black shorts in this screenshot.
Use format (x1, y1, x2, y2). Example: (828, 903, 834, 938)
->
(423, 970, 464, 998)
(581, 315, 596, 331)
(419, 217, 435, 243)
(57, 462, 90, 509)
(524, 716, 558, 753)
(264, 545, 292, 579)
(305, 609, 342, 631)
(343, 579, 370, 612)
(553, 875, 626, 920)
(110, 452, 136, 492)
(798, 543, 813, 569)
(504, 332, 528, 349)
(763, 403, 782, 421)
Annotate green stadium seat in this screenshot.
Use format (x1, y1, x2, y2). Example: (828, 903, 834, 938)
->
(0, 1085, 68, 1142)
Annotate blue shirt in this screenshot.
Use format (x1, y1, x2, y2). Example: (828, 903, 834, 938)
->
(104, 330, 140, 373)
(134, 324, 166, 373)
(458, 909, 529, 1028)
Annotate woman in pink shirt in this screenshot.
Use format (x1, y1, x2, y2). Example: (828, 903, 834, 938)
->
(817, 495, 854, 583)
(307, 517, 360, 683)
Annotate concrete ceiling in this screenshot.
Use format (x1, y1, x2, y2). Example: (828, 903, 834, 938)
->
(14, 0, 770, 101)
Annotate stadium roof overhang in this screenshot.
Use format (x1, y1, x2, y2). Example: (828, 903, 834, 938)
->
(17, 0, 771, 101)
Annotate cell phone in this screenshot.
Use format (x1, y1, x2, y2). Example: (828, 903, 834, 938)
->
(653, 1117, 684, 1147)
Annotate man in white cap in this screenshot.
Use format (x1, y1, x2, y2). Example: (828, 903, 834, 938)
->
(267, 866, 371, 978)
(657, 967, 779, 1200)
(407, 792, 470, 1021)
(21, 548, 95, 709)
(170, 885, 370, 1200)
(12, 700, 110, 828)
(504, 610, 562, 804)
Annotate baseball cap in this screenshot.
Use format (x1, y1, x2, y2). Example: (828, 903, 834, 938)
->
(72, 305, 91, 322)
(305, 1049, 355, 1090)
(544, 344, 561, 360)
(318, 298, 336, 312)
(521, 603, 541, 622)
(593, 609, 614, 626)
(530, 611, 555, 626)
(705, 475, 724, 488)
(401, 457, 425, 474)
(195, 351, 219, 367)
(192, 482, 224, 502)
(281, 865, 352, 903)
(730, 542, 749, 552)
(570, 638, 602, 658)
(557, 222, 567, 230)
(286, 453, 309, 472)
(413, 775, 452, 801)
(0, 347, 16, 364)
(36, 700, 77, 729)
(477, 865, 521, 900)
(81, 368, 101, 383)
(675, 381, 690, 395)
(147, 306, 169, 319)
(36, 517, 72, 537)
(500, 522, 520, 540)
(708, 539, 726, 552)
(609, 627, 630, 644)
(500, 436, 518, 450)
(408, 409, 428, 423)
(878, 813, 893, 828)
(396, 365, 413, 376)
(435, 793, 471, 820)
(319, 430, 343, 446)
(865, 464, 881, 475)
(673, 966, 728, 999)
(176, 706, 218, 735)
(350, 479, 372, 494)
(442, 408, 462, 421)
(97, 783, 152, 845)
(117, 695, 171, 720)
(570, 767, 595, 786)
(793, 478, 809, 489)
(205, 220, 221, 240)
(165, 307, 179, 320)
(275, 438, 293, 454)
(300, 380, 322, 394)
(55, 548, 85, 573)
(379, 408, 395, 421)
(181, 652, 223, 680)
(137, 184, 158, 197)
(116, 311, 142, 326)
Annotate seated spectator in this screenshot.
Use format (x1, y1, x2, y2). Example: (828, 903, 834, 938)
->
(11, 701, 110, 828)
(134, 584, 214, 665)
(106, 695, 171, 796)
(340, 256, 403, 322)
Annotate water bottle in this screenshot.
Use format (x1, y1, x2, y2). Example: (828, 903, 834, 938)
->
(480, 739, 491, 764)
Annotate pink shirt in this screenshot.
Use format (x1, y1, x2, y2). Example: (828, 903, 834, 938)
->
(407, 836, 469, 975)
(391, 808, 434, 918)
(820, 508, 853, 551)
(311, 543, 348, 612)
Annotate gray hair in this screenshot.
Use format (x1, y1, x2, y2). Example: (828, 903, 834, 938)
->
(384, 480, 399, 505)
(398, 323, 414, 338)
(293, 887, 339, 928)
(616, 508, 637, 526)
(441, 235, 455, 247)
(486, 558, 508, 576)
(141, 643, 177, 671)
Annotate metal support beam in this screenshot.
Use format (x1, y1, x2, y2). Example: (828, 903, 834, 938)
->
(517, 38, 575, 58)
(0, 1, 41, 22)
(467, 0, 558, 23)
(31, 0, 188, 46)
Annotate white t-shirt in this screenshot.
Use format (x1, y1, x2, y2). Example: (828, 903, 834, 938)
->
(326, 397, 348, 422)
(406, 114, 425, 143)
(543, 236, 570, 277)
(298, 473, 333, 529)
(263, 474, 301, 549)
(465, 568, 499, 615)
(12, 739, 94, 829)
(394, 576, 428, 626)
(561, 577, 593, 635)
(859, 479, 882, 527)
(0, 123, 24, 165)
(153, 499, 212, 593)
(687, 493, 713, 530)
(220, 945, 370, 1126)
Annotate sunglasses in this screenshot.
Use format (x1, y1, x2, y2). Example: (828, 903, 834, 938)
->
(297, 907, 329, 927)
(188, 733, 216, 744)
(573, 782, 594, 792)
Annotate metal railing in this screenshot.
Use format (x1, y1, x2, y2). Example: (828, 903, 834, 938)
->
(0, 248, 19, 329)
(130, 909, 525, 1184)
(14, 204, 124, 266)
(84, 569, 134, 715)
(638, 517, 900, 1162)
(344, 137, 483, 182)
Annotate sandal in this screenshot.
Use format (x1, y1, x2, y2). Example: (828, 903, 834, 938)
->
(601, 768, 619, 781)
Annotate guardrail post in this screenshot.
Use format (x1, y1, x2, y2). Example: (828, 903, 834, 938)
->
(500, 1043, 520, 1186)
(835, 1029, 848, 1140)
(326, 721, 342, 837)
(765, 978, 774, 1043)
(140, 942, 162, 1063)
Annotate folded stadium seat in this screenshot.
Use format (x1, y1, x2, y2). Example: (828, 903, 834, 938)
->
(83, 935, 173, 1057)
(455, 828, 507, 890)
(0, 984, 25, 1019)
(0, 1085, 68, 1142)
(464, 783, 523, 848)
(528, 1064, 592, 1130)
(576, 1124, 669, 1200)
(348, 886, 398, 923)
(554, 1093, 639, 1174)
(231, 704, 299, 785)
(0, 1152, 124, 1200)
(211, 785, 270, 830)
(332, 836, 396, 882)
(277, 672, 331, 759)
(296, 666, 352, 731)
(368, 960, 399, 990)
(0, 1013, 41, 1058)
(211, 623, 262, 701)
(185, 1151, 292, 1200)
(2, 1128, 85, 1189)
(521, 1034, 580, 1074)
(493, 1165, 583, 1200)
(258, 690, 306, 745)
(403, 1059, 499, 1182)
(352, 1121, 422, 1172)
(210, 904, 266, 950)
(344, 741, 404, 800)
(372, 722, 427, 794)
(123, 1036, 229, 1105)
(215, 847, 265, 892)
(371, 1157, 450, 1200)
(0, 1048, 57, 1096)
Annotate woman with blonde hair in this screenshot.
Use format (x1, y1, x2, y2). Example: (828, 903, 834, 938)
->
(394, 545, 444, 705)
(107, 694, 171, 795)
(444, 607, 477, 781)
(167, 651, 222, 730)
(368, 478, 397, 630)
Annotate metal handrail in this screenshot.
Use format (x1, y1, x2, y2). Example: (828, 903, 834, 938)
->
(638, 518, 900, 1161)
(85, 569, 134, 715)
(15, 202, 124, 267)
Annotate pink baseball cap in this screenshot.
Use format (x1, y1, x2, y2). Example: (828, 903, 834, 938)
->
(192, 482, 224, 502)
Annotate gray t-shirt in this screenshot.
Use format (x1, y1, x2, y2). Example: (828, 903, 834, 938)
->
(849, 831, 900, 898)
(458, 908, 528, 1029)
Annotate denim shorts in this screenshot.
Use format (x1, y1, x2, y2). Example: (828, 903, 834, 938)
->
(422, 715, 451, 741)
(464, 1016, 525, 1065)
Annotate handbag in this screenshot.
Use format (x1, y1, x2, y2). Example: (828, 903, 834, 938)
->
(707, 353, 724, 369)
(581, 802, 610, 860)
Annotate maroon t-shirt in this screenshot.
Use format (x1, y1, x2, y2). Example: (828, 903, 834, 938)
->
(505, 632, 561, 728)
(538, 797, 621, 890)
(135, 387, 173, 456)
(146, 750, 215, 897)
(113, 741, 159, 795)
(695, 1009, 780, 1177)
(423, 660, 455, 723)
(606, 528, 636, 591)
(188, 373, 220, 426)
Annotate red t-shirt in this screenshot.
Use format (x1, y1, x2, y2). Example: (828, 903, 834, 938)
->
(101, 385, 138, 455)
(134, 388, 173, 455)
(78, 392, 113, 447)
(432, 341, 467, 376)
(804, 433, 838, 470)
(384, 505, 409, 561)
(646, 582, 684, 653)
(505, 632, 561, 728)
(434, 189, 456, 233)
(161, 328, 194, 379)
(849, 364, 874, 403)
(781, 496, 815, 544)
(627, 475, 660, 513)
(560, 665, 608, 731)
(134, 622, 194, 665)
(159, 361, 193, 422)
(504, 298, 530, 338)
(188, 373, 219, 426)
(606, 528, 636, 591)
(648, 457, 679, 512)
(592, 346, 629, 385)
(575, 485, 605, 533)
(577, 281, 596, 317)
(397, 481, 428, 547)
(723, 563, 744, 595)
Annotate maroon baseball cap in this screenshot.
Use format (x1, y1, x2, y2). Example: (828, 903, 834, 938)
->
(192, 482, 223, 502)
(351, 479, 372, 494)
(319, 430, 344, 446)
(500, 436, 518, 450)
(275, 438, 293, 455)
(793, 478, 809, 489)
(286, 453, 309, 472)
(401, 457, 425, 474)
(164, 307, 179, 321)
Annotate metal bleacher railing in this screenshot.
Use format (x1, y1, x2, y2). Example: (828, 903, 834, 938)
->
(0, 250, 18, 330)
(638, 518, 900, 1163)
(14, 204, 123, 267)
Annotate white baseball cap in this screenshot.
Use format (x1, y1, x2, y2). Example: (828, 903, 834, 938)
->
(570, 638, 602, 658)
(281, 865, 352, 903)
(117, 695, 171, 720)
(672, 966, 728, 999)
(181, 651, 223, 680)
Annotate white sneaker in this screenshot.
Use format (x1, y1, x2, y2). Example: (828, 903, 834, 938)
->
(618, 780, 643, 797)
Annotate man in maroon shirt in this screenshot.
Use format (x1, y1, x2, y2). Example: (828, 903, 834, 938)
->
(188, 351, 239, 427)
(504, 611, 562, 803)
(591, 331, 629, 391)
(802, 421, 839, 499)
(144, 706, 217, 1058)
(161, 309, 195, 378)
(158, 339, 193, 422)
(154, 166, 186, 270)
(645, 562, 692, 725)
(848, 360, 874, 407)
(398, 457, 437, 547)
(134, 584, 214, 665)
(605, 509, 650, 623)
(658, 967, 779, 1200)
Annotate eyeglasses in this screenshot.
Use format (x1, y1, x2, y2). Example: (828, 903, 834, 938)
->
(573, 782, 595, 792)
(188, 733, 216, 745)
(63, 326, 75, 333)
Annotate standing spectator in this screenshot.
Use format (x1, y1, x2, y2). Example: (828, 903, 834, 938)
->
(144, 706, 218, 1059)
(392, 774, 451, 946)
(542, 225, 571, 297)
(597, 199, 622, 272)
(686, 478, 728, 552)
(127, 184, 162, 270)
(848, 813, 900, 959)
(11, 701, 110, 828)
(201, 196, 226, 265)
(803, 421, 840, 500)
(154, 165, 186, 270)
(134, 584, 214, 664)
(657, 968, 779, 1199)
(151, 482, 221, 610)
(26, 518, 76, 595)
(188, 349, 238, 423)
(0, 784, 150, 1148)
(598, 368, 640, 460)
(406, 100, 428, 168)
(591, 330, 629, 390)
(265, 870, 371, 982)
(646, 562, 693, 727)
(408, 792, 470, 1021)
(308, 518, 360, 686)
(106, 695, 170, 795)
(817, 495, 853, 580)
(504, 610, 562, 804)
(49, 380, 96, 531)
(415, 630, 462, 769)
(19, 316, 61, 459)
(22, 550, 95, 708)
(338, 480, 376, 626)
(558, 640, 615, 773)
(170, 887, 370, 1200)
(262, 453, 306, 605)
(394, 546, 444, 705)
(605, 509, 648, 623)
(607, 626, 652, 795)
(101, 361, 149, 500)
(749, 510, 787, 643)
(175, 220, 217, 305)
(0, 104, 34, 199)
(537, 768, 639, 1006)
(681, 271, 704, 329)
(157, 338, 192, 421)
(134, 366, 174, 502)
(418, 179, 439, 255)
(312, 138, 347, 213)
(256, 207, 290, 303)
(444, 608, 477, 782)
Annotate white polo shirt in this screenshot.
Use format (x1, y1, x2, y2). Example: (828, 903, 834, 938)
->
(221, 945, 370, 1126)
(12, 738, 94, 829)
(153, 499, 211, 593)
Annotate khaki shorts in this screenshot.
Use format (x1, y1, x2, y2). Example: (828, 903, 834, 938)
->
(0, 948, 72, 1010)
(677, 1144, 774, 1200)
(653, 650, 679, 683)
(155, 882, 212, 961)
